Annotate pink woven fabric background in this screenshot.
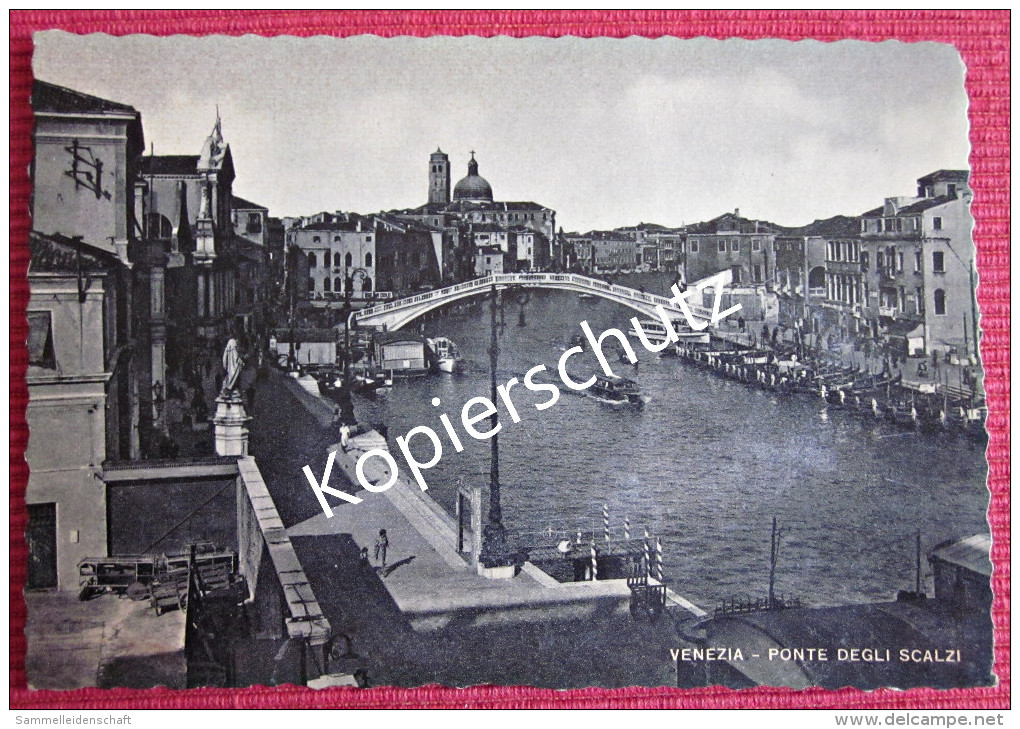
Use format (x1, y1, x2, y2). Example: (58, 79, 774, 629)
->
(9, 10, 1009, 710)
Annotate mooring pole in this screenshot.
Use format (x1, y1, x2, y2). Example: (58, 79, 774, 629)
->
(655, 536, 664, 582)
(768, 516, 778, 609)
(916, 531, 922, 595)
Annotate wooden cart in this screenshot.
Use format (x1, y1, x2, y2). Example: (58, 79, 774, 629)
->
(77, 555, 162, 601)
(150, 568, 190, 615)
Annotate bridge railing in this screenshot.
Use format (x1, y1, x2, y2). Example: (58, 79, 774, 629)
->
(355, 272, 712, 321)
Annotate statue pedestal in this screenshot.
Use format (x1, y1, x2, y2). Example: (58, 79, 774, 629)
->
(213, 394, 250, 457)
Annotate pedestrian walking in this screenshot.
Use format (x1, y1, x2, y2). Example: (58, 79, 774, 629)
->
(374, 528, 389, 567)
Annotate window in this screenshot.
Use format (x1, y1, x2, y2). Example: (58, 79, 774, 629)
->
(876, 251, 884, 268)
(313, 236, 321, 243)
(307, 278, 315, 293)
(948, 184, 957, 196)
(335, 277, 343, 292)
(366, 235, 373, 243)
(914, 251, 922, 272)
(27, 311, 56, 369)
(932, 217, 943, 231)
(365, 253, 373, 267)
(334, 236, 341, 243)
(246, 213, 262, 234)
(897, 252, 904, 272)
(333, 252, 342, 267)
(754, 264, 762, 282)
(362, 276, 372, 292)
(731, 240, 740, 252)
(718, 240, 725, 253)
(752, 239, 761, 252)
(345, 252, 353, 267)
(308, 252, 317, 268)
(147, 213, 173, 240)
(860, 251, 869, 271)
(932, 251, 945, 273)
(915, 287, 923, 315)
(898, 286, 905, 312)
(690, 241, 698, 253)
(934, 289, 946, 315)
(323, 277, 331, 292)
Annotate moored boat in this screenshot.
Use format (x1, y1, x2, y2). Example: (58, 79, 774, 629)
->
(428, 337, 466, 374)
(629, 317, 710, 347)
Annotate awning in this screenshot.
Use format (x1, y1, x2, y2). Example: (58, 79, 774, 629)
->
(884, 320, 923, 338)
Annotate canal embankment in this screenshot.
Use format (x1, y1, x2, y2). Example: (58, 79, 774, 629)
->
(248, 367, 706, 687)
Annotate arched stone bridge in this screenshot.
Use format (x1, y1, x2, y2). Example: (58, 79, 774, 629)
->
(351, 271, 735, 332)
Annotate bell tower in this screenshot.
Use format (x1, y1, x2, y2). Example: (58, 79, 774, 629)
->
(429, 147, 450, 205)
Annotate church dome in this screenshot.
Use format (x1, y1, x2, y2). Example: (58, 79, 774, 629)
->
(453, 153, 493, 202)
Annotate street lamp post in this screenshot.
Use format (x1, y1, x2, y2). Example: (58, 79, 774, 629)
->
(339, 267, 369, 424)
(479, 281, 511, 568)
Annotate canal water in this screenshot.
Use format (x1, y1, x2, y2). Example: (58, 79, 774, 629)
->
(355, 281, 990, 610)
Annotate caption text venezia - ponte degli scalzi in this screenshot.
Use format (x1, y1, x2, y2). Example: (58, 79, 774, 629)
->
(302, 274, 741, 517)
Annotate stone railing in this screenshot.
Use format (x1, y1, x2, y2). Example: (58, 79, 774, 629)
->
(235, 456, 330, 673)
(355, 271, 717, 324)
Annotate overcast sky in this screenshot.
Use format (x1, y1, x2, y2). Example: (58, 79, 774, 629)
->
(33, 32, 970, 231)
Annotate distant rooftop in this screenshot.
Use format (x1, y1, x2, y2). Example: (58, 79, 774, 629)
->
(139, 155, 201, 176)
(861, 195, 955, 218)
(232, 195, 268, 211)
(780, 215, 861, 238)
(32, 79, 138, 116)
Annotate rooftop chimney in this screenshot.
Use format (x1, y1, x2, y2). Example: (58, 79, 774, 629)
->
(734, 208, 740, 218)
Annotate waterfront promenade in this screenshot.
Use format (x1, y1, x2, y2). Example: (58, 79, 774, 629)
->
(248, 368, 701, 688)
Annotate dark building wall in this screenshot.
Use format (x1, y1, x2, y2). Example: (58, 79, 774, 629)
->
(107, 475, 238, 556)
(376, 228, 442, 294)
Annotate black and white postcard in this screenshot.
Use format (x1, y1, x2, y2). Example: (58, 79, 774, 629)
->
(23, 32, 992, 692)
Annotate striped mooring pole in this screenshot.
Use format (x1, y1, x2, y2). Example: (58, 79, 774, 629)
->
(655, 536, 664, 582)
(603, 503, 610, 542)
(624, 517, 631, 541)
(590, 541, 598, 581)
(642, 530, 651, 579)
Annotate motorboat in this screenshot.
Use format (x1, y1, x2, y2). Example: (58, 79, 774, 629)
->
(588, 374, 644, 407)
(428, 337, 466, 374)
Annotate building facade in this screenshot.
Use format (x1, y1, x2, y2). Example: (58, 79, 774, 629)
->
(25, 233, 132, 589)
(774, 216, 858, 330)
(857, 170, 975, 357)
(684, 211, 780, 285)
(286, 212, 442, 307)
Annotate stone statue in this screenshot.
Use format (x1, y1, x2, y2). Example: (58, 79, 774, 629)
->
(221, 337, 244, 396)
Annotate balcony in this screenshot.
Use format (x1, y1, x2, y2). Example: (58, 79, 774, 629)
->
(878, 305, 898, 318)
